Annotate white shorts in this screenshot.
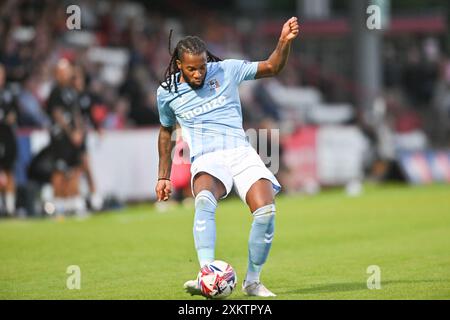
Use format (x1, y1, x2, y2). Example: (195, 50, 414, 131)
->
(190, 146, 281, 202)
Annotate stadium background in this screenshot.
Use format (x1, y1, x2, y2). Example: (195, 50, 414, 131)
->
(0, 0, 449, 300)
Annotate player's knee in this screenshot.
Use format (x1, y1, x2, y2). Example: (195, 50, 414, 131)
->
(195, 190, 217, 211)
(249, 205, 275, 265)
(252, 204, 276, 224)
(250, 199, 274, 213)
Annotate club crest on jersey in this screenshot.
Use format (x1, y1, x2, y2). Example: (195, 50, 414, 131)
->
(208, 78, 220, 91)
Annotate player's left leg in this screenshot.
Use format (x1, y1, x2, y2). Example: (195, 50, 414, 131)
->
(243, 178, 277, 297)
(4, 171, 16, 216)
(51, 170, 66, 217)
(67, 167, 86, 217)
(81, 152, 102, 211)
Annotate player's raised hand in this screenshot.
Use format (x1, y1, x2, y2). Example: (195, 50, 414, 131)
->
(280, 17, 299, 42)
(156, 179, 172, 201)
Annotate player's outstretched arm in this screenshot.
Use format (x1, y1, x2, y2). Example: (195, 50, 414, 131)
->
(255, 17, 299, 79)
(156, 125, 175, 201)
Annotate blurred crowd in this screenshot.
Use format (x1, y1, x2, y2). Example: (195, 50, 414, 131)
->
(1, 0, 162, 130)
(382, 37, 450, 149)
(0, 0, 293, 131)
(1, 0, 449, 136)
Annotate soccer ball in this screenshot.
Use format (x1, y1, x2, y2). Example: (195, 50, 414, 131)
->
(197, 260, 237, 299)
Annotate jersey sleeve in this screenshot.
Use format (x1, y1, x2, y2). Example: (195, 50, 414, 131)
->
(224, 59, 259, 84)
(156, 88, 176, 127)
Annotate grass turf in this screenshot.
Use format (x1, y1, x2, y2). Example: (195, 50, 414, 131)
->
(0, 183, 449, 300)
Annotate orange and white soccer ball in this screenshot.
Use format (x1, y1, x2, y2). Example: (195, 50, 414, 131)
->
(197, 260, 237, 299)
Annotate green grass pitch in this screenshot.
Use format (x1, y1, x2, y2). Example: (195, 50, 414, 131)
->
(1, 184, 449, 300)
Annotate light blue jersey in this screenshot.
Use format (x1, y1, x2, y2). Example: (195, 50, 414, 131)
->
(157, 59, 258, 161)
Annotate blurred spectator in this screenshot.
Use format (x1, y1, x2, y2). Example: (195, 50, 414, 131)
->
(402, 47, 426, 107)
(0, 63, 18, 216)
(432, 59, 450, 147)
(104, 97, 130, 129)
(73, 65, 103, 211)
(47, 59, 86, 217)
(402, 43, 439, 109)
(119, 67, 159, 126)
(253, 81, 282, 121)
(170, 136, 192, 206)
(17, 75, 50, 127)
(383, 44, 402, 89)
(73, 66, 100, 131)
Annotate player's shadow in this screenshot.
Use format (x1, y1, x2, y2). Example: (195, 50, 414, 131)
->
(281, 279, 443, 295)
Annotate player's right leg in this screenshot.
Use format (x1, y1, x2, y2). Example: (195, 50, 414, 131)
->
(230, 146, 281, 297)
(242, 179, 277, 297)
(67, 167, 87, 217)
(50, 136, 71, 217)
(184, 172, 225, 296)
(4, 171, 15, 216)
(0, 125, 17, 216)
(51, 170, 67, 217)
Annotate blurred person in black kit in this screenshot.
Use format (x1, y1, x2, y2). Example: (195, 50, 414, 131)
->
(119, 67, 159, 126)
(46, 59, 86, 217)
(0, 64, 18, 216)
(72, 65, 103, 211)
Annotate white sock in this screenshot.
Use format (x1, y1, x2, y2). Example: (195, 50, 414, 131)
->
(90, 193, 103, 211)
(5, 192, 15, 215)
(54, 197, 66, 215)
(65, 198, 75, 214)
(245, 271, 261, 285)
(245, 204, 276, 285)
(74, 196, 87, 215)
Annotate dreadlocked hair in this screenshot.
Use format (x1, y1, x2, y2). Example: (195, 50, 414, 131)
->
(160, 30, 222, 93)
